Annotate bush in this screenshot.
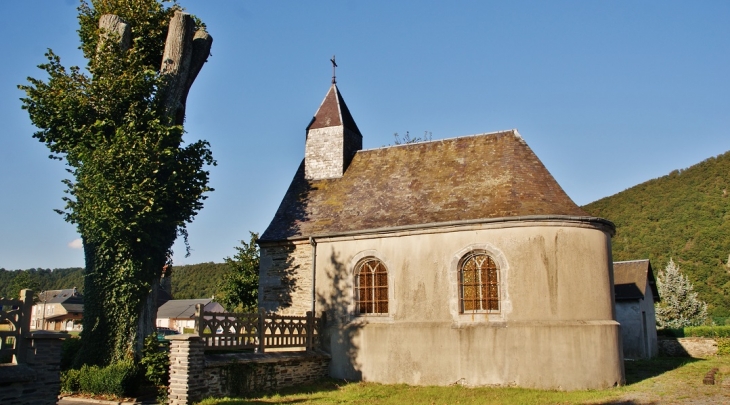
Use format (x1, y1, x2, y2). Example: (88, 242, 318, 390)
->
(140, 334, 169, 402)
(60, 368, 81, 393)
(657, 325, 730, 338)
(717, 338, 730, 356)
(76, 360, 139, 397)
(60, 336, 82, 371)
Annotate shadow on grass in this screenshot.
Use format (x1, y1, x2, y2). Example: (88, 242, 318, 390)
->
(200, 378, 349, 405)
(623, 356, 701, 385)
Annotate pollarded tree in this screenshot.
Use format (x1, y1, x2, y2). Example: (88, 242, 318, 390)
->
(19, 0, 214, 365)
(656, 258, 708, 328)
(218, 232, 260, 312)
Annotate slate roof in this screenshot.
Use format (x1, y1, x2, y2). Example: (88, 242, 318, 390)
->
(613, 260, 660, 302)
(307, 84, 361, 135)
(157, 299, 212, 319)
(261, 129, 593, 242)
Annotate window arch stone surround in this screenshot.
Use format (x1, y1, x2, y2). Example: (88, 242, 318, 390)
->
(449, 243, 511, 323)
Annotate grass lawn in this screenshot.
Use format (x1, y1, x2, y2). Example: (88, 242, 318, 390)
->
(197, 356, 730, 405)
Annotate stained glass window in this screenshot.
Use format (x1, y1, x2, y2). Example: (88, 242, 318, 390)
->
(459, 251, 499, 312)
(355, 258, 388, 315)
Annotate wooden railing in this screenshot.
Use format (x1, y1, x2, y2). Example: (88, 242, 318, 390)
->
(194, 305, 325, 352)
(0, 290, 33, 364)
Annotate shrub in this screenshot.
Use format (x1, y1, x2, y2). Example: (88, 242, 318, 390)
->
(684, 326, 730, 338)
(77, 360, 139, 397)
(60, 369, 81, 393)
(140, 334, 169, 402)
(60, 336, 82, 371)
(657, 325, 730, 338)
(717, 338, 730, 356)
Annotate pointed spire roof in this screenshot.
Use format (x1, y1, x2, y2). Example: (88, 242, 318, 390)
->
(307, 84, 361, 136)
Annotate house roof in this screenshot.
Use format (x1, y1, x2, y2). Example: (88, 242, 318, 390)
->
(43, 289, 79, 304)
(306, 83, 361, 136)
(261, 130, 594, 242)
(613, 260, 660, 302)
(157, 299, 212, 320)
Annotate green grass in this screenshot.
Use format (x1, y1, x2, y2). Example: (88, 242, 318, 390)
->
(196, 356, 730, 405)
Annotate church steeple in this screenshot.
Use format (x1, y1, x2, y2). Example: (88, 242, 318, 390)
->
(304, 80, 362, 180)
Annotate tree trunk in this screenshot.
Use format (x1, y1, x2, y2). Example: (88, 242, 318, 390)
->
(98, 14, 131, 52)
(85, 12, 212, 364)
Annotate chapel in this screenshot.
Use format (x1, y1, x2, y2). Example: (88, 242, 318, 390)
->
(258, 81, 624, 390)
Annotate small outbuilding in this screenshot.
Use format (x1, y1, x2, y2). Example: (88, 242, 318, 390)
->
(613, 259, 660, 359)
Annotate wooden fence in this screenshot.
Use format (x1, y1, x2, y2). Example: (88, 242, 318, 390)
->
(0, 290, 33, 364)
(194, 305, 325, 352)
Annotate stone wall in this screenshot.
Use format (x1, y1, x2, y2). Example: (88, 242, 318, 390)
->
(203, 351, 330, 398)
(658, 337, 718, 358)
(167, 335, 330, 405)
(259, 242, 313, 316)
(0, 332, 68, 405)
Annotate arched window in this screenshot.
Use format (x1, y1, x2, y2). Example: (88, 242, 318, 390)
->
(355, 258, 388, 315)
(459, 251, 499, 312)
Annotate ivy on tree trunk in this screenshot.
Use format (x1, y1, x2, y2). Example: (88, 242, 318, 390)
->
(19, 0, 214, 366)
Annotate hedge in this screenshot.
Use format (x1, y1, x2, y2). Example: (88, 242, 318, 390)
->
(657, 326, 730, 338)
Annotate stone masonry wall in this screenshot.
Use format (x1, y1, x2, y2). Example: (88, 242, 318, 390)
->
(202, 351, 331, 398)
(305, 126, 345, 180)
(0, 332, 68, 405)
(259, 242, 313, 316)
(658, 337, 718, 358)
(167, 335, 330, 404)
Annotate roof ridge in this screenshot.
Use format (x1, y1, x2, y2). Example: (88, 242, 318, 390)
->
(359, 129, 520, 152)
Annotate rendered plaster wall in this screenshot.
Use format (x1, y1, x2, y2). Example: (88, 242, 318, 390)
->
(313, 221, 623, 390)
(615, 286, 658, 359)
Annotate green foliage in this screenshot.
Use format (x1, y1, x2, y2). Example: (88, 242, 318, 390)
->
(717, 338, 730, 356)
(583, 150, 730, 318)
(61, 336, 83, 371)
(172, 262, 228, 299)
(140, 334, 169, 402)
(7, 271, 40, 299)
(0, 268, 84, 299)
(659, 326, 730, 338)
(0, 263, 227, 302)
(66, 360, 140, 397)
(60, 368, 81, 394)
(218, 233, 260, 312)
(656, 259, 708, 328)
(19, 0, 214, 365)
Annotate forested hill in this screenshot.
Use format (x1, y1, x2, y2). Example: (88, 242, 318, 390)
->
(583, 150, 730, 319)
(0, 262, 228, 300)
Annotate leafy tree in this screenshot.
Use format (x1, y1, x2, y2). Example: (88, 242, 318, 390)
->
(19, 0, 214, 365)
(656, 258, 708, 328)
(9, 271, 41, 300)
(218, 233, 260, 312)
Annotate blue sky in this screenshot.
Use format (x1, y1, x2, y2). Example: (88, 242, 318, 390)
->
(2, 1, 729, 270)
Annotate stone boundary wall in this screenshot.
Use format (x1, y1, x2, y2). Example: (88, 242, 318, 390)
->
(167, 335, 330, 405)
(0, 332, 68, 405)
(658, 337, 718, 358)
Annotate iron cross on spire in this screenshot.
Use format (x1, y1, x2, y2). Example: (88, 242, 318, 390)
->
(330, 55, 338, 84)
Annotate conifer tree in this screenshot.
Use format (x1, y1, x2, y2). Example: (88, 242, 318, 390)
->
(656, 258, 708, 328)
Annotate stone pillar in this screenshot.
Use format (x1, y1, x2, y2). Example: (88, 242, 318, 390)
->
(167, 334, 205, 405)
(23, 331, 68, 405)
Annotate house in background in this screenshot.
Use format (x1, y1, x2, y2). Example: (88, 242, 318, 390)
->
(156, 298, 225, 333)
(257, 81, 624, 390)
(613, 259, 660, 359)
(30, 288, 83, 331)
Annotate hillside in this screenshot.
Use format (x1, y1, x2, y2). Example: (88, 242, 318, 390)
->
(583, 151, 730, 319)
(0, 262, 228, 300)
